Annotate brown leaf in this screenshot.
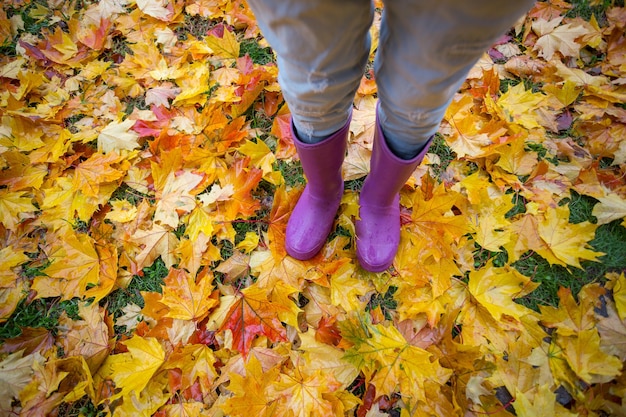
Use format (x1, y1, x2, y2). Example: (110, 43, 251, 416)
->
(0, 327, 55, 356)
(57, 302, 110, 374)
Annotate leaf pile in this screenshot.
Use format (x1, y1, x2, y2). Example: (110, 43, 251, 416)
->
(1, 0, 626, 416)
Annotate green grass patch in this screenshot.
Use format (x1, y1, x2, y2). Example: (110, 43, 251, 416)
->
(217, 238, 235, 261)
(275, 159, 305, 188)
(472, 244, 508, 269)
(239, 38, 274, 65)
(590, 220, 626, 271)
(513, 219, 626, 311)
(563, 190, 598, 224)
(428, 133, 455, 181)
(366, 285, 398, 320)
(6, 0, 56, 37)
(233, 217, 265, 245)
(505, 191, 527, 219)
(0, 43, 16, 57)
(599, 157, 615, 168)
(328, 224, 353, 242)
(499, 78, 520, 94)
(102, 258, 168, 320)
(175, 13, 216, 41)
(110, 183, 153, 206)
(22, 257, 51, 279)
(56, 396, 107, 417)
(243, 100, 274, 131)
(99, 34, 133, 63)
(513, 253, 600, 310)
(123, 95, 148, 115)
(565, 0, 618, 24)
(0, 298, 81, 340)
(499, 77, 544, 94)
(525, 142, 560, 165)
(345, 177, 365, 192)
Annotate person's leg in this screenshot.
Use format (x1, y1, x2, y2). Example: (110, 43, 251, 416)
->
(247, 0, 373, 141)
(247, 0, 373, 259)
(375, 0, 535, 158)
(357, 0, 535, 271)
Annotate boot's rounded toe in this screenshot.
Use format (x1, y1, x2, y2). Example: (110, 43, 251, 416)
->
(286, 234, 325, 260)
(357, 251, 393, 272)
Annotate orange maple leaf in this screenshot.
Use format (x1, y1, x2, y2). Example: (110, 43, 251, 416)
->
(218, 284, 288, 357)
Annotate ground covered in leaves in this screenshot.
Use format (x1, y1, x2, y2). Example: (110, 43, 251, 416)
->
(1, 0, 626, 416)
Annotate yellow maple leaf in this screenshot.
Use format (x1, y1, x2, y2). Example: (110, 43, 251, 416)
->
(220, 354, 280, 417)
(560, 328, 622, 384)
(0, 280, 28, 322)
(543, 80, 582, 107)
(342, 314, 451, 400)
(160, 402, 207, 417)
(494, 136, 538, 176)
(330, 262, 371, 313)
(468, 262, 538, 321)
(536, 205, 603, 268)
(540, 286, 602, 336)
(20, 355, 94, 413)
(238, 139, 277, 180)
(613, 273, 626, 321)
(514, 384, 577, 417)
(215, 158, 262, 220)
(298, 330, 359, 388)
(236, 231, 260, 253)
(0, 151, 47, 192)
(592, 193, 626, 226)
(0, 189, 36, 230)
(407, 184, 472, 262)
(0, 245, 28, 288)
(35, 232, 100, 300)
(148, 56, 183, 81)
(105, 199, 138, 223)
(445, 119, 493, 159)
(554, 60, 608, 88)
(172, 61, 211, 107)
(596, 292, 626, 364)
(343, 141, 371, 181)
(473, 194, 514, 252)
(73, 152, 127, 197)
(205, 26, 240, 59)
(95, 335, 165, 403)
(131, 223, 179, 269)
(28, 128, 72, 164)
(177, 234, 214, 276)
(97, 119, 140, 154)
(186, 205, 215, 241)
(497, 83, 546, 130)
(84, 242, 118, 303)
(272, 366, 342, 417)
(109, 378, 169, 417)
(0, 115, 45, 152)
(160, 268, 218, 321)
(42, 26, 79, 63)
(350, 95, 377, 144)
(164, 344, 218, 392)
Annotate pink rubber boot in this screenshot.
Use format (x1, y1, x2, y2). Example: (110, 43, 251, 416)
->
(356, 120, 432, 272)
(285, 118, 350, 260)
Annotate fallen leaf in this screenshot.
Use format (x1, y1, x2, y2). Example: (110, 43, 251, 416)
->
(218, 283, 289, 357)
